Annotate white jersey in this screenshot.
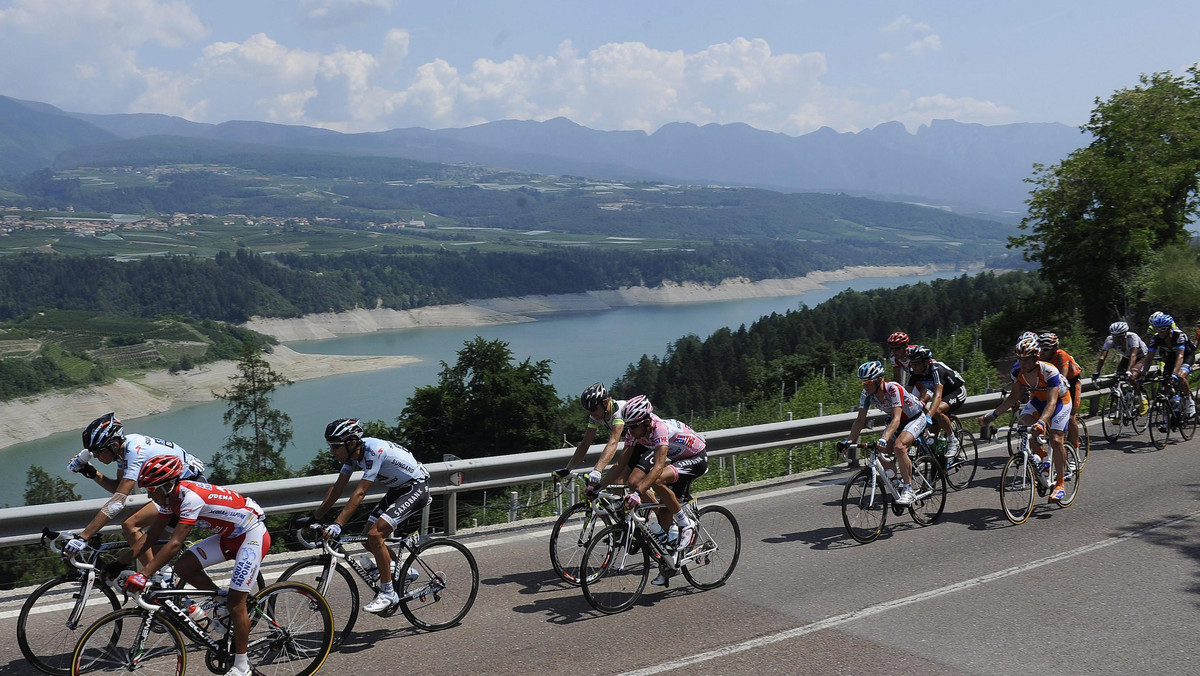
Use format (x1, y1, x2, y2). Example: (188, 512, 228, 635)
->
(586, 399, 628, 433)
(117, 433, 204, 483)
(1101, 332, 1147, 359)
(341, 437, 429, 488)
(858, 381, 926, 421)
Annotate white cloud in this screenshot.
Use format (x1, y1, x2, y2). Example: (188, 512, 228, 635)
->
(879, 15, 940, 62)
(906, 34, 941, 56)
(300, 0, 396, 28)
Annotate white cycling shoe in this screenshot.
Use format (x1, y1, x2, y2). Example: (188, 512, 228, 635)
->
(363, 590, 400, 614)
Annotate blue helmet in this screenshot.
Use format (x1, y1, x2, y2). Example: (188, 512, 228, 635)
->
(856, 361, 885, 381)
(1150, 311, 1174, 329)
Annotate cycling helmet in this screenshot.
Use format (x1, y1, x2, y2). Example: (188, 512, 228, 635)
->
(1109, 321, 1129, 335)
(324, 418, 363, 444)
(621, 395, 654, 425)
(1015, 337, 1040, 357)
(1037, 332, 1059, 351)
(83, 412, 123, 452)
(857, 361, 885, 381)
(886, 331, 910, 347)
(905, 345, 932, 361)
(1018, 331, 1037, 343)
(138, 454, 183, 489)
(580, 382, 608, 411)
(1150, 311, 1174, 329)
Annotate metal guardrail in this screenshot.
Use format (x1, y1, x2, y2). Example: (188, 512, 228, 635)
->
(0, 383, 1104, 548)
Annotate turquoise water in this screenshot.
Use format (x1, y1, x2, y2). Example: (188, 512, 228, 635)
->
(0, 270, 965, 504)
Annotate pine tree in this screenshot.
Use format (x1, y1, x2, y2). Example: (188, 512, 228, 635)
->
(210, 344, 293, 483)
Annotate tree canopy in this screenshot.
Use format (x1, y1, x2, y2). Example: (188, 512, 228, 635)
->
(1012, 66, 1200, 324)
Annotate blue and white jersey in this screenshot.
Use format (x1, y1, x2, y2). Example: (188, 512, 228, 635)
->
(341, 437, 429, 487)
(117, 433, 204, 483)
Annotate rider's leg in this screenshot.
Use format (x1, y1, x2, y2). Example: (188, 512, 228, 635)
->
(894, 432, 915, 485)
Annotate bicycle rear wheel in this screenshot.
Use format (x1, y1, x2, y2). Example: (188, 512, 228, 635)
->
(943, 429, 978, 490)
(275, 556, 359, 649)
(999, 454, 1036, 525)
(841, 470, 888, 543)
(398, 538, 479, 631)
(70, 608, 185, 676)
(581, 525, 650, 614)
(1073, 417, 1090, 470)
(246, 582, 334, 676)
(909, 457, 947, 525)
(1056, 445, 1082, 508)
(549, 502, 612, 586)
(1148, 398, 1170, 449)
(1099, 392, 1123, 443)
(1178, 407, 1197, 441)
(680, 505, 741, 590)
(19, 574, 121, 676)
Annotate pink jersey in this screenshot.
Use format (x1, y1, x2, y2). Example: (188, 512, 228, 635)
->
(159, 480, 264, 538)
(622, 414, 706, 461)
(859, 381, 926, 420)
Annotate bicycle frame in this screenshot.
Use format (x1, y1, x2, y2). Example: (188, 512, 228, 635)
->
(296, 526, 441, 604)
(1012, 425, 1054, 492)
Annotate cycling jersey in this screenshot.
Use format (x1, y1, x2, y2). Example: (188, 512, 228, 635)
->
(1101, 332, 1147, 359)
(341, 437, 429, 488)
(889, 351, 913, 374)
(159, 480, 264, 538)
(622, 414, 706, 462)
(908, 360, 966, 396)
(1010, 361, 1071, 406)
(1146, 328, 1196, 365)
(1044, 349, 1082, 383)
(117, 434, 204, 483)
(586, 398, 628, 433)
(858, 381, 926, 421)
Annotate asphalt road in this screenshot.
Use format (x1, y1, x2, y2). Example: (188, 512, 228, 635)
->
(4, 428, 1198, 676)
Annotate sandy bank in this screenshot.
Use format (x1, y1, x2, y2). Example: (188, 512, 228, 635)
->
(0, 346, 418, 451)
(245, 264, 966, 342)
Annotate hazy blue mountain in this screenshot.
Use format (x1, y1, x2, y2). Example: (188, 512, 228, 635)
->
(0, 96, 118, 175)
(0, 95, 1086, 212)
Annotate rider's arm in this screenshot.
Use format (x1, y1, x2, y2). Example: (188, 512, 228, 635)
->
(846, 407, 869, 443)
(313, 472, 352, 521)
(1094, 348, 1109, 375)
(602, 442, 636, 486)
(1172, 346, 1188, 379)
(880, 406, 903, 445)
(79, 477, 136, 539)
(981, 382, 1023, 427)
(928, 382, 945, 414)
(592, 422, 626, 473)
(331, 477, 374, 529)
(634, 444, 669, 496)
(132, 516, 193, 579)
(563, 426, 598, 472)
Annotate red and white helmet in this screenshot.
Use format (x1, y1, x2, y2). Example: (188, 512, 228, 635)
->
(886, 331, 910, 347)
(138, 454, 183, 490)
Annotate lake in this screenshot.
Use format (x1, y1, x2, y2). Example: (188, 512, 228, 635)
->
(0, 270, 965, 505)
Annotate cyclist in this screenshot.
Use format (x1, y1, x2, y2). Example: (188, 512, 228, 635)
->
(63, 412, 206, 566)
(612, 395, 707, 586)
(842, 361, 928, 505)
(905, 345, 968, 459)
(1131, 311, 1196, 426)
(979, 336, 1072, 503)
(552, 382, 628, 487)
(1093, 321, 1149, 415)
(122, 455, 268, 676)
(1038, 332, 1083, 451)
(887, 331, 914, 384)
(309, 418, 430, 614)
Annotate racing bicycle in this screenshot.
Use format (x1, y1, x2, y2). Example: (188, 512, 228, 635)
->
(999, 424, 1081, 525)
(839, 439, 946, 544)
(548, 475, 628, 585)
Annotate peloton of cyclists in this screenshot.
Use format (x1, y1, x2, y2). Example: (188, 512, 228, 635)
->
(308, 418, 431, 614)
(980, 336, 1072, 503)
(1093, 321, 1149, 415)
(1130, 311, 1196, 426)
(122, 455, 268, 676)
(842, 360, 929, 505)
(905, 345, 967, 459)
(63, 412, 206, 566)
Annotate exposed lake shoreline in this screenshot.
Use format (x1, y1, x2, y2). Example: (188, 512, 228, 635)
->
(0, 263, 970, 451)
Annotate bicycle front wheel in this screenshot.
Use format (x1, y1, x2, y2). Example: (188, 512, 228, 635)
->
(70, 608, 185, 676)
(944, 429, 979, 490)
(1000, 454, 1035, 525)
(680, 505, 741, 590)
(909, 456, 947, 525)
(1099, 392, 1123, 443)
(841, 470, 888, 543)
(549, 502, 612, 586)
(246, 582, 335, 676)
(1056, 445, 1082, 508)
(398, 538, 479, 631)
(275, 556, 359, 649)
(19, 574, 121, 676)
(1148, 398, 1170, 450)
(1178, 407, 1197, 441)
(581, 525, 650, 614)
(1073, 417, 1091, 470)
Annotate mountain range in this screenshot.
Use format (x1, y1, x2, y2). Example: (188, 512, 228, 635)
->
(0, 95, 1087, 215)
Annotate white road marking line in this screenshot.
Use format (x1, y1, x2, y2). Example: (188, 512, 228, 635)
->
(611, 510, 1200, 676)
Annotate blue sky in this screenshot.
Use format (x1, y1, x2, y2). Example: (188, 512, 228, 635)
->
(0, 0, 1196, 135)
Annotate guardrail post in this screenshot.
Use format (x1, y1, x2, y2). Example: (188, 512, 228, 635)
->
(731, 455, 738, 485)
(568, 481, 577, 507)
(508, 491, 519, 522)
(421, 500, 431, 534)
(445, 493, 457, 536)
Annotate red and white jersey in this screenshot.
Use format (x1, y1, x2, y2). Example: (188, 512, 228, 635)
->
(859, 381, 926, 420)
(159, 481, 264, 538)
(622, 414, 706, 462)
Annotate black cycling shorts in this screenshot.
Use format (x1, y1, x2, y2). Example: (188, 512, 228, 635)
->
(369, 481, 430, 530)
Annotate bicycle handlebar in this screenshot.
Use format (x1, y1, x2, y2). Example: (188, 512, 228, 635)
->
(295, 525, 349, 560)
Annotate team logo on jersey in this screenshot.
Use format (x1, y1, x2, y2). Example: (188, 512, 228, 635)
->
(208, 493, 234, 502)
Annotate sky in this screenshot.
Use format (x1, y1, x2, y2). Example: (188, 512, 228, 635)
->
(0, 0, 1197, 136)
